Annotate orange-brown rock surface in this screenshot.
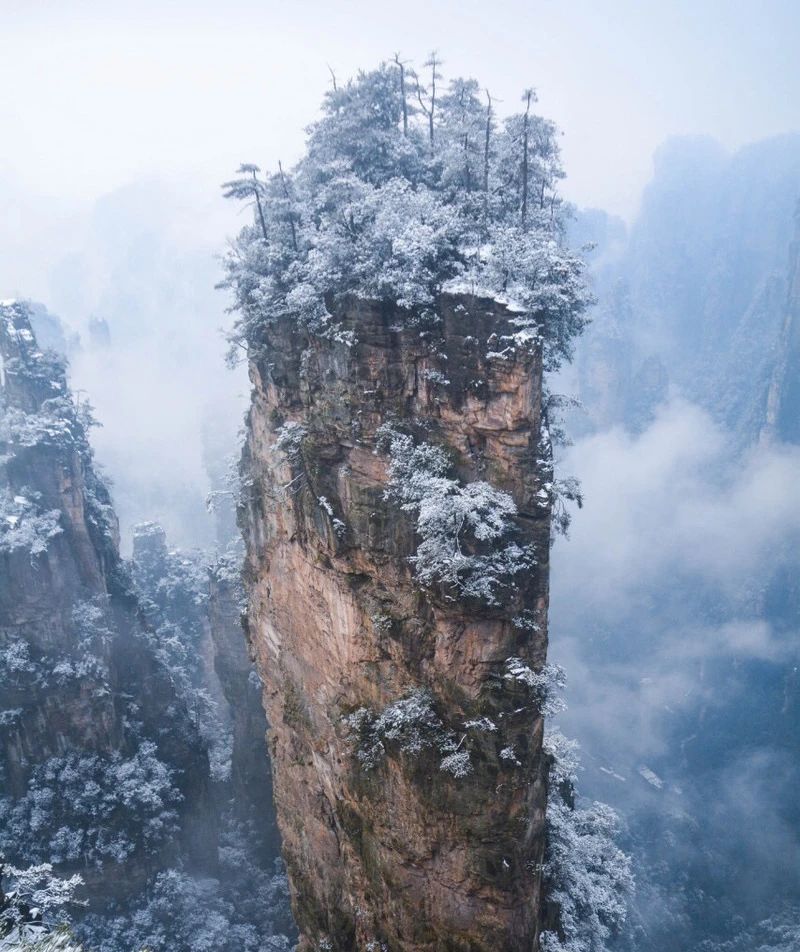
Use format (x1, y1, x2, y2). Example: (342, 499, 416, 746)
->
(240, 294, 555, 951)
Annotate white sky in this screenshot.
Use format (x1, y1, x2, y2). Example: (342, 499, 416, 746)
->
(2, 0, 797, 222)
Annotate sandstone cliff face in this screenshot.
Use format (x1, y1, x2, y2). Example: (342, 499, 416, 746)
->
(0, 302, 214, 899)
(240, 295, 554, 951)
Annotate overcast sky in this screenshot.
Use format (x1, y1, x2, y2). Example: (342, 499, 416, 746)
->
(2, 0, 797, 222)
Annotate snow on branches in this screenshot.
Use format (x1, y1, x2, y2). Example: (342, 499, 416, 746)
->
(377, 425, 534, 605)
(541, 727, 634, 952)
(0, 861, 83, 941)
(221, 58, 591, 368)
(504, 658, 567, 717)
(0, 491, 62, 557)
(0, 745, 182, 868)
(344, 690, 471, 778)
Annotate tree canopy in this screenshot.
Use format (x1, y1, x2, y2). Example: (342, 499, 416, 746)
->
(222, 56, 591, 370)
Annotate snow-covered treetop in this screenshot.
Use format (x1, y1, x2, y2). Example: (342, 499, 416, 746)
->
(221, 56, 592, 369)
(0, 860, 83, 939)
(0, 301, 96, 456)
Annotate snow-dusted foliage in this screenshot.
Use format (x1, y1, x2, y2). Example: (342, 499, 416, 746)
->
(0, 305, 116, 548)
(221, 59, 591, 368)
(130, 524, 233, 782)
(271, 421, 308, 461)
(377, 425, 533, 604)
(541, 727, 634, 952)
(79, 829, 293, 952)
(0, 862, 83, 934)
(697, 905, 800, 952)
(0, 306, 97, 464)
(346, 690, 472, 778)
(0, 927, 85, 952)
(0, 491, 61, 557)
(536, 406, 584, 538)
(504, 658, 567, 717)
(131, 522, 235, 780)
(0, 400, 95, 455)
(438, 749, 472, 778)
(0, 745, 182, 867)
(0, 600, 120, 700)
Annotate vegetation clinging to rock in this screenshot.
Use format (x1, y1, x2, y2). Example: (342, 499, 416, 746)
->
(377, 425, 534, 605)
(221, 57, 592, 369)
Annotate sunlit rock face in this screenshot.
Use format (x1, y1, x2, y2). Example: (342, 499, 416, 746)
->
(240, 294, 555, 951)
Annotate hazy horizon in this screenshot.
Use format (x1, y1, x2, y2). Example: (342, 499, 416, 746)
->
(1, 0, 798, 553)
(3, 0, 799, 223)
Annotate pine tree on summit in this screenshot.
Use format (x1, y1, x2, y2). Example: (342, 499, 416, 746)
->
(221, 55, 592, 370)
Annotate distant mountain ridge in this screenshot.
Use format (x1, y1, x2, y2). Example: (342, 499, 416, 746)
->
(574, 133, 800, 444)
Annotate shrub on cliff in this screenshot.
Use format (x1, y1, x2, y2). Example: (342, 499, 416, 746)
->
(377, 425, 534, 605)
(0, 491, 62, 557)
(541, 727, 634, 952)
(345, 689, 473, 778)
(221, 57, 591, 369)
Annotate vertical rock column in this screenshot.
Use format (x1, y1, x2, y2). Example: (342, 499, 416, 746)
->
(240, 294, 554, 952)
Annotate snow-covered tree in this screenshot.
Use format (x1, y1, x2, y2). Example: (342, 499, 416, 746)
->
(377, 426, 534, 604)
(130, 522, 233, 781)
(504, 658, 566, 718)
(79, 844, 293, 952)
(345, 689, 472, 778)
(0, 490, 61, 557)
(0, 860, 83, 936)
(0, 745, 182, 868)
(221, 56, 592, 368)
(541, 727, 634, 952)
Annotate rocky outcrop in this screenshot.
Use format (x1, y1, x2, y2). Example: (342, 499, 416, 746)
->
(240, 295, 554, 951)
(0, 301, 214, 901)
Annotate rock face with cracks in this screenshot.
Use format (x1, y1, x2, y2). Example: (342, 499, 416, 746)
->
(240, 294, 555, 951)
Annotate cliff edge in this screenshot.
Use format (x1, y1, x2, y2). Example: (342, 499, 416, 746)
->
(240, 294, 556, 951)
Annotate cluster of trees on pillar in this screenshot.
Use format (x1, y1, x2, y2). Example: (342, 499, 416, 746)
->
(221, 53, 591, 370)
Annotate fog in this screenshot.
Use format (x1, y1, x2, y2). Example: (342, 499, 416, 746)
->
(0, 172, 247, 548)
(2, 1, 798, 550)
(554, 401, 800, 612)
(3, 0, 799, 221)
(550, 400, 800, 945)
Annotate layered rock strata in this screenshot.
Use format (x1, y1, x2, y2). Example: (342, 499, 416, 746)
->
(240, 295, 555, 951)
